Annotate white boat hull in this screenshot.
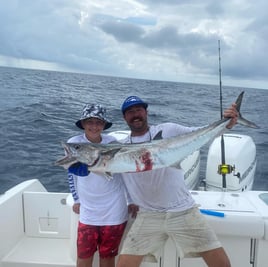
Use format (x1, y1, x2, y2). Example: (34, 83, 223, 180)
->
(1, 179, 268, 267)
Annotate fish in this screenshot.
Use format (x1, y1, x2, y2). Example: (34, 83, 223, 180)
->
(55, 91, 259, 176)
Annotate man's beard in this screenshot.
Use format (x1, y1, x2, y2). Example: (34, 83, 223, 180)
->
(128, 116, 148, 132)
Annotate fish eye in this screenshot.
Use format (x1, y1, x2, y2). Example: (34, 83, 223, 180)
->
(74, 144, 81, 150)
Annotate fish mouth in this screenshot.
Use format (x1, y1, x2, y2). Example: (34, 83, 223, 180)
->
(87, 155, 100, 167)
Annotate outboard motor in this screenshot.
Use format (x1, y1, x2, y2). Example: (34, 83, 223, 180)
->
(205, 134, 257, 192)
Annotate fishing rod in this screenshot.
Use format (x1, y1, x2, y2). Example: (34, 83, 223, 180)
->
(217, 40, 240, 192)
(218, 40, 223, 120)
(218, 40, 227, 190)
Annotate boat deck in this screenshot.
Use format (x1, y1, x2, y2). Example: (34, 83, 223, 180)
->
(1, 179, 268, 267)
(2, 237, 74, 267)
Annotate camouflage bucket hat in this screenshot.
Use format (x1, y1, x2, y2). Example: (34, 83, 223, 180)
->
(75, 104, 113, 130)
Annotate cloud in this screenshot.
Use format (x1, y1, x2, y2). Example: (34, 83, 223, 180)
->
(99, 19, 145, 43)
(0, 0, 268, 89)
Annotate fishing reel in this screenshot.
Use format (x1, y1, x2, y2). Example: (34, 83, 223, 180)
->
(217, 164, 240, 178)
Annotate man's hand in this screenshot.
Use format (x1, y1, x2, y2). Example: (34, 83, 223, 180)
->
(128, 204, 139, 218)
(72, 203, 80, 214)
(224, 103, 239, 129)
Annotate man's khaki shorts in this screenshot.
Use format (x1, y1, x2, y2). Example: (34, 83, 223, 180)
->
(120, 207, 221, 261)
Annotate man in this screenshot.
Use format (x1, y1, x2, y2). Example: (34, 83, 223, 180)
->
(116, 96, 237, 267)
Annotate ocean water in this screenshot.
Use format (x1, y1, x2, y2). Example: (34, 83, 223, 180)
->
(0, 66, 267, 194)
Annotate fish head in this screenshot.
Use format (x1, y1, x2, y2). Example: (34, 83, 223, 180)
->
(64, 142, 101, 167)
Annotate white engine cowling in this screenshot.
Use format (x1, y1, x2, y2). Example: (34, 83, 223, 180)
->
(205, 134, 257, 192)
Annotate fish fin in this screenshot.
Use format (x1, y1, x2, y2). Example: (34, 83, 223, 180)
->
(100, 148, 121, 158)
(105, 172, 114, 180)
(153, 131, 163, 140)
(234, 91, 260, 129)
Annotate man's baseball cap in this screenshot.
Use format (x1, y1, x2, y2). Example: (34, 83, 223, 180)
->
(121, 96, 148, 114)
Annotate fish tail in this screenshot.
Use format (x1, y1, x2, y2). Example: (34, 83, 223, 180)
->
(235, 91, 260, 129)
(237, 116, 260, 129)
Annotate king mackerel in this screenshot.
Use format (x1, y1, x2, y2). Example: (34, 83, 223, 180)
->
(55, 92, 259, 177)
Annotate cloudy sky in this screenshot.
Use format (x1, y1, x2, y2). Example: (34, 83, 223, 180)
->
(1, 0, 267, 89)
